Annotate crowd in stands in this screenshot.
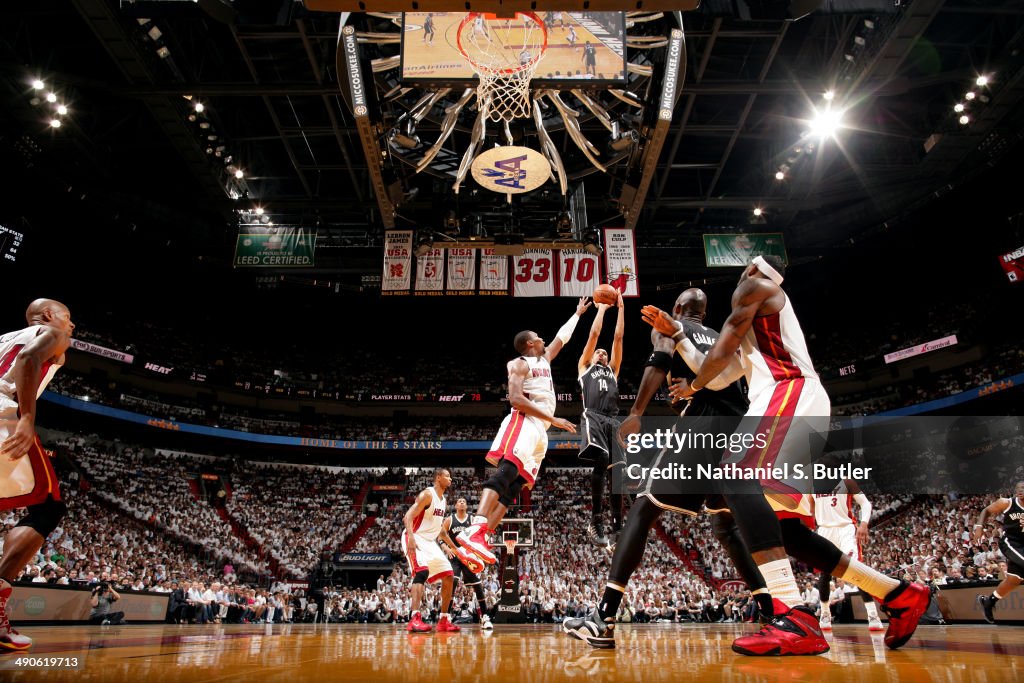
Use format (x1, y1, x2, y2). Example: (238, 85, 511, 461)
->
(5, 430, 1020, 628)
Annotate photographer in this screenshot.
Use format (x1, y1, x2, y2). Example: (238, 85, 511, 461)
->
(89, 583, 125, 625)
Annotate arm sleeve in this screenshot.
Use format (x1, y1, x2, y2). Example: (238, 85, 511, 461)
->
(556, 313, 581, 344)
(852, 493, 872, 524)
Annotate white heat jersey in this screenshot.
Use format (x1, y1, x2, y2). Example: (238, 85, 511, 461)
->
(740, 294, 820, 402)
(411, 487, 447, 542)
(0, 326, 61, 408)
(814, 481, 858, 528)
(520, 355, 556, 420)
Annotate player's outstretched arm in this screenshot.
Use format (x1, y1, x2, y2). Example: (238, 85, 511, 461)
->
(609, 290, 625, 377)
(545, 297, 591, 363)
(578, 301, 610, 376)
(675, 279, 769, 400)
(975, 497, 1011, 541)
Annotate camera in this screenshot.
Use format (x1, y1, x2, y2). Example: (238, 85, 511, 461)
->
(93, 582, 110, 594)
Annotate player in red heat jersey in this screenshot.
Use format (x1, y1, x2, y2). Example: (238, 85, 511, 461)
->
(0, 299, 75, 651)
(654, 255, 928, 655)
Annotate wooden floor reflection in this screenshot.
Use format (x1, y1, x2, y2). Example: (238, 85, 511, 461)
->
(3, 622, 1021, 682)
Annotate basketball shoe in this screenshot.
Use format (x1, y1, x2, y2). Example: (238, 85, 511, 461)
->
(457, 525, 496, 564)
(879, 581, 929, 650)
(818, 607, 832, 631)
(977, 594, 996, 624)
(407, 611, 432, 633)
(0, 581, 32, 651)
(587, 519, 610, 548)
(731, 599, 829, 656)
(454, 546, 485, 574)
(436, 615, 460, 633)
(563, 610, 615, 649)
(481, 614, 493, 630)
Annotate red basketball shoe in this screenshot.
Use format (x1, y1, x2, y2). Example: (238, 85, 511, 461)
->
(732, 599, 829, 657)
(0, 583, 32, 651)
(879, 581, 929, 650)
(436, 615, 461, 633)
(407, 612, 432, 633)
(457, 525, 497, 565)
(454, 546, 485, 574)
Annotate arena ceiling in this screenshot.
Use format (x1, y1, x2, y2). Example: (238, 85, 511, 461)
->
(2, 0, 1023, 289)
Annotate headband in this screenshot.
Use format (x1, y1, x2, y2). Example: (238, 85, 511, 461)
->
(752, 255, 784, 285)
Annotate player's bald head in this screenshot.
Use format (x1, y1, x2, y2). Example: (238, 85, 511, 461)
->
(674, 288, 707, 320)
(26, 298, 68, 323)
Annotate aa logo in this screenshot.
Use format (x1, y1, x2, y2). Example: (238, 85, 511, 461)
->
(483, 155, 529, 190)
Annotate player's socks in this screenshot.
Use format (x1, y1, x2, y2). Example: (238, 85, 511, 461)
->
(598, 583, 625, 622)
(759, 559, 802, 610)
(838, 559, 900, 600)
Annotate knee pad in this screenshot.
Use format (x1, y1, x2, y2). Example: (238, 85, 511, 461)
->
(412, 570, 429, 585)
(16, 498, 67, 538)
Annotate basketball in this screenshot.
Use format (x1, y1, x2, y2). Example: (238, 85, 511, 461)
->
(593, 284, 619, 305)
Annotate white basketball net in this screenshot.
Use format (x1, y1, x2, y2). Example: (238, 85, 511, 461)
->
(458, 13, 547, 123)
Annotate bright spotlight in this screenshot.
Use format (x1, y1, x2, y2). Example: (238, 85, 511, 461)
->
(976, 75, 989, 87)
(965, 91, 976, 101)
(823, 90, 835, 101)
(255, 207, 265, 216)
(194, 102, 205, 113)
(959, 115, 970, 125)
(31, 79, 45, 90)
(775, 171, 785, 181)
(807, 106, 844, 139)
(753, 207, 763, 217)
(46, 92, 57, 103)
(235, 169, 244, 179)
(50, 119, 62, 129)
(953, 103, 964, 113)
(56, 104, 68, 116)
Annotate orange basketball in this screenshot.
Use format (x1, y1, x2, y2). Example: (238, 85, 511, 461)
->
(593, 284, 619, 305)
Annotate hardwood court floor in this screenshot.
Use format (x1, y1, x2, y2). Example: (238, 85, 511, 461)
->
(2, 622, 1021, 682)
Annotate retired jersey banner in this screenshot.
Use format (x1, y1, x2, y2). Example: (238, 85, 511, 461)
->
(479, 249, 510, 296)
(381, 230, 413, 295)
(234, 229, 315, 268)
(414, 247, 445, 296)
(998, 245, 1024, 284)
(446, 248, 476, 295)
(603, 229, 639, 297)
(703, 233, 788, 267)
(557, 249, 601, 297)
(513, 248, 556, 297)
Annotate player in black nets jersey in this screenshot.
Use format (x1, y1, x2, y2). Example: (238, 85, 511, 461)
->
(577, 289, 625, 546)
(565, 289, 769, 648)
(975, 481, 1024, 623)
(442, 498, 493, 629)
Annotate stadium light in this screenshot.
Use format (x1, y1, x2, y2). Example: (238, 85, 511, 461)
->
(234, 169, 244, 179)
(965, 91, 976, 101)
(194, 102, 205, 113)
(50, 119, 62, 129)
(807, 106, 844, 139)
(954, 103, 965, 113)
(46, 92, 57, 103)
(976, 75, 989, 87)
(31, 79, 44, 90)
(56, 104, 68, 116)
(959, 115, 970, 125)
(255, 207, 265, 216)
(823, 90, 835, 101)
(753, 207, 763, 217)
(775, 171, 785, 181)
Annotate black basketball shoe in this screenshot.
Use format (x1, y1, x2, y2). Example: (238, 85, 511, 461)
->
(563, 610, 615, 649)
(978, 594, 996, 624)
(588, 519, 610, 547)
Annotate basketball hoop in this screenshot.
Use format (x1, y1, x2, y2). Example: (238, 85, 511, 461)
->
(503, 531, 519, 556)
(457, 12, 547, 122)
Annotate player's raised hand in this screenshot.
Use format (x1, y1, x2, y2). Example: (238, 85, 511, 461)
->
(641, 305, 680, 337)
(550, 417, 577, 433)
(576, 297, 593, 316)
